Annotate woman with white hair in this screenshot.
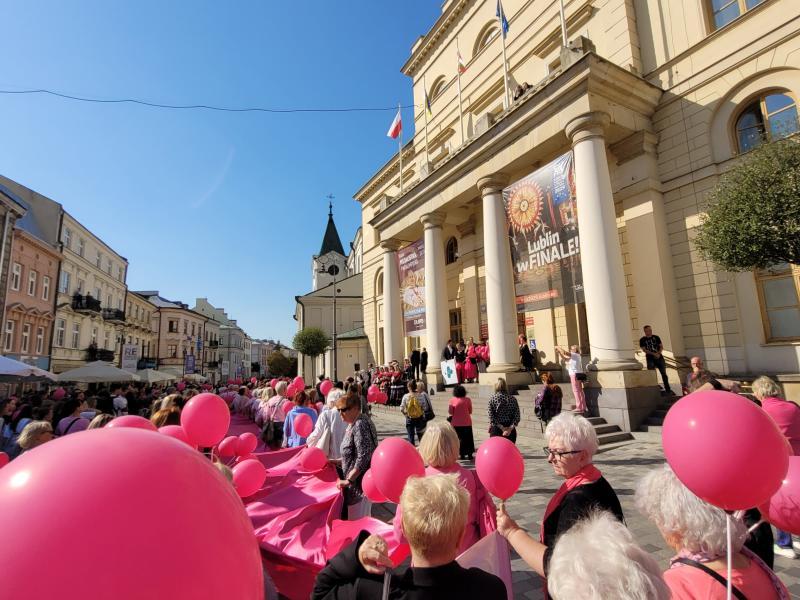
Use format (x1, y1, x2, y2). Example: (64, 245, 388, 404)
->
(636, 464, 789, 599)
(306, 384, 347, 460)
(548, 510, 670, 599)
(313, 474, 507, 598)
(17, 420, 54, 454)
(496, 412, 623, 584)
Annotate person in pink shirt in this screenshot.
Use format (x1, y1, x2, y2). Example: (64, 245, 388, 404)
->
(637, 464, 790, 599)
(448, 384, 474, 460)
(753, 375, 800, 558)
(394, 421, 496, 554)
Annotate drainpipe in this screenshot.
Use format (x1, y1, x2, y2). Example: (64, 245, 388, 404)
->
(0, 210, 13, 353)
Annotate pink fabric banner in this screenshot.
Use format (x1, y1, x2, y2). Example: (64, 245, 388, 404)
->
(327, 517, 410, 566)
(456, 531, 514, 600)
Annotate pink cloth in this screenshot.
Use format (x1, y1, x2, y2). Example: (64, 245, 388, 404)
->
(570, 374, 587, 413)
(465, 346, 479, 380)
(762, 396, 800, 455)
(665, 553, 789, 599)
(327, 517, 410, 565)
(449, 396, 473, 427)
(264, 396, 287, 423)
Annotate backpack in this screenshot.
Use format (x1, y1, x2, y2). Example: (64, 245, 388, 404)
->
(406, 394, 424, 419)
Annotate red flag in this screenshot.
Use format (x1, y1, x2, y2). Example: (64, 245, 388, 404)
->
(457, 50, 467, 74)
(386, 108, 402, 139)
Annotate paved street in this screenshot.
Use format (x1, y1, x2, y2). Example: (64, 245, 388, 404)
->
(371, 415, 800, 599)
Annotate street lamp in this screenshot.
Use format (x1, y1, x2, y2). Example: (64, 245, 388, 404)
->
(317, 257, 340, 381)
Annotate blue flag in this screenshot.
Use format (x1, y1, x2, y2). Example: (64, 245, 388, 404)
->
(496, 0, 509, 39)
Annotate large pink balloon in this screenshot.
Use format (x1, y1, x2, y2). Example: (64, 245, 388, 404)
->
(367, 384, 379, 401)
(281, 400, 294, 416)
(159, 425, 193, 448)
(362, 468, 388, 503)
(475, 436, 524, 500)
(320, 379, 333, 398)
(293, 376, 305, 389)
(232, 458, 267, 498)
(299, 447, 327, 473)
(237, 432, 258, 456)
(371, 438, 425, 503)
(218, 436, 239, 458)
(760, 455, 800, 535)
(270, 378, 278, 389)
(375, 392, 388, 405)
(0, 452, 8, 468)
(106, 415, 157, 432)
(180, 393, 231, 448)
(0, 428, 262, 599)
(663, 390, 790, 510)
(294, 413, 314, 438)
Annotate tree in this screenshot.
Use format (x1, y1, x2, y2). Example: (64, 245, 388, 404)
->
(694, 137, 800, 270)
(292, 327, 329, 379)
(266, 351, 291, 377)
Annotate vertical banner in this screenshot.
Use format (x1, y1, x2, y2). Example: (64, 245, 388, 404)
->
(502, 151, 583, 312)
(121, 344, 139, 372)
(397, 239, 426, 336)
(184, 354, 196, 375)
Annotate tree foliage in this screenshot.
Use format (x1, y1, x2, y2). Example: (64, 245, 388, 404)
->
(292, 327, 329, 358)
(694, 137, 800, 270)
(266, 351, 291, 377)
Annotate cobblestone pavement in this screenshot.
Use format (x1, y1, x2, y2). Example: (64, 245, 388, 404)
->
(371, 418, 800, 599)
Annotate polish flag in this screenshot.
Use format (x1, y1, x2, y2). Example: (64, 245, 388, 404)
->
(457, 50, 467, 74)
(386, 109, 402, 139)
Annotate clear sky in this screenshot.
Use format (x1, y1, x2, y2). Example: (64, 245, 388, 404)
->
(0, 0, 441, 344)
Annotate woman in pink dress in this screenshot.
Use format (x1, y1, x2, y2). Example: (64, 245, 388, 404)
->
(448, 384, 474, 460)
(464, 338, 479, 383)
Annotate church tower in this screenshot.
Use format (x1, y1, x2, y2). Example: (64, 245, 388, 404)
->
(312, 202, 347, 291)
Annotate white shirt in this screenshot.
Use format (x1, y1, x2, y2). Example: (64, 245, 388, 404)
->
(113, 395, 128, 415)
(566, 352, 583, 375)
(306, 407, 347, 460)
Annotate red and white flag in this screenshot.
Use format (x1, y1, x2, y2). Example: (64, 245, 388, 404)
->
(386, 108, 402, 139)
(457, 50, 467, 74)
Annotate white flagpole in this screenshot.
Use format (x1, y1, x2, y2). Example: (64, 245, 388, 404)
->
(499, 12, 510, 110)
(456, 37, 465, 146)
(423, 75, 430, 165)
(559, 0, 568, 47)
(398, 102, 403, 194)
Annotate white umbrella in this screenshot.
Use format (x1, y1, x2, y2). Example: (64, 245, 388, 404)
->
(183, 373, 207, 382)
(57, 360, 140, 383)
(134, 369, 177, 384)
(0, 355, 57, 382)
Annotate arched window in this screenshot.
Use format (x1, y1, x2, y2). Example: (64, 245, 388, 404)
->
(735, 92, 798, 152)
(473, 22, 499, 57)
(376, 271, 384, 296)
(445, 237, 459, 265)
(429, 76, 446, 101)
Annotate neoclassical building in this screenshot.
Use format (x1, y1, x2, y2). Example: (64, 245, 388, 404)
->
(356, 0, 800, 429)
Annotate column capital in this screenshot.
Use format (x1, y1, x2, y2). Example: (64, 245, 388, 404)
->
(565, 111, 610, 144)
(420, 211, 446, 230)
(477, 173, 509, 196)
(379, 238, 402, 252)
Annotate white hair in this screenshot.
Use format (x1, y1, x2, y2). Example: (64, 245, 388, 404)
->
(635, 464, 746, 556)
(751, 375, 782, 400)
(548, 511, 670, 600)
(326, 388, 344, 408)
(275, 381, 288, 396)
(545, 412, 598, 456)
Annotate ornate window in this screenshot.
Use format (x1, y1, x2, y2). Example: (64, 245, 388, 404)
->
(735, 92, 798, 152)
(710, 0, 766, 30)
(429, 76, 446, 101)
(445, 237, 459, 265)
(756, 264, 800, 342)
(473, 22, 499, 56)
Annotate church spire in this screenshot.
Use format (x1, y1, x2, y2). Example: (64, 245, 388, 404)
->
(319, 199, 345, 256)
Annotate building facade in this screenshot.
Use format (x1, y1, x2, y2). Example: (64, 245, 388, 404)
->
(202, 317, 221, 384)
(123, 292, 158, 371)
(356, 0, 800, 429)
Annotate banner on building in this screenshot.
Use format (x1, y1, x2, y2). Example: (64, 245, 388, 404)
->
(184, 354, 195, 375)
(397, 238, 426, 336)
(121, 344, 139, 372)
(221, 361, 230, 376)
(502, 151, 583, 312)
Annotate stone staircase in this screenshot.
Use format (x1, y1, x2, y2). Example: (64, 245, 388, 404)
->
(371, 381, 634, 450)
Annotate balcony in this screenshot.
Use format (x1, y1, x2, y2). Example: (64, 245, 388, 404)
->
(207, 361, 219, 369)
(86, 345, 115, 362)
(72, 294, 101, 314)
(102, 308, 126, 323)
(208, 340, 219, 349)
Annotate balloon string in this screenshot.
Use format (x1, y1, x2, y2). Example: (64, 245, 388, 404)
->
(747, 519, 763, 534)
(726, 514, 732, 600)
(381, 571, 391, 600)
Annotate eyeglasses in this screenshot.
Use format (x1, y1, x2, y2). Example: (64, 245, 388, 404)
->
(543, 447, 582, 458)
(337, 407, 349, 414)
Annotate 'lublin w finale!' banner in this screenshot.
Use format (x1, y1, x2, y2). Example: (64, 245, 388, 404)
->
(502, 151, 583, 312)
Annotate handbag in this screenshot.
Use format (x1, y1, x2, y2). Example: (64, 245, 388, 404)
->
(423, 395, 435, 422)
(576, 372, 588, 382)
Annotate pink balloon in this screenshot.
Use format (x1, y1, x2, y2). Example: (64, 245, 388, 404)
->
(106, 415, 158, 432)
(371, 438, 425, 503)
(176, 382, 186, 392)
(0, 452, 8, 468)
(250, 377, 257, 385)
(218, 436, 239, 458)
(180, 393, 231, 448)
(51, 387, 66, 401)
(475, 436, 524, 500)
(293, 376, 305, 389)
(158, 425, 193, 448)
(663, 390, 790, 511)
(237, 432, 258, 456)
(376, 392, 388, 405)
(320, 379, 333, 398)
(281, 400, 294, 415)
(232, 458, 267, 498)
(0, 428, 263, 599)
(294, 413, 313, 438)
(760, 455, 800, 535)
(367, 384, 379, 400)
(270, 378, 278, 389)
(299, 447, 327, 473)
(362, 468, 388, 503)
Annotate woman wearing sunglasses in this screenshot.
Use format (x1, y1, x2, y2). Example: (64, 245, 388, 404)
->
(496, 412, 624, 594)
(335, 391, 379, 520)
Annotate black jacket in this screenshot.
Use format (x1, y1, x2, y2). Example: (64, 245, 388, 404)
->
(442, 346, 456, 361)
(410, 350, 421, 366)
(420, 352, 428, 370)
(313, 531, 507, 600)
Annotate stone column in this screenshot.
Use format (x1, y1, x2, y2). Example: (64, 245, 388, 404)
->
(421, 212, 449, 376)
(565, 112, 640, 371)
(380, 239, 404, 365)
(477, 174, 519, 373)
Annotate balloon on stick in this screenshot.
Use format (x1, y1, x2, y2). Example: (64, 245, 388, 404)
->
(371, 438, 425, 503)
(232, 458, 267, 498)
(475, 436, 524, 500)
(237, 432, 258, 456)
(320, 379, 333, 398)
(294, 414, 313, 438)
(106, 415, 158, 432)
(759, 455, 800, 535)
(158, 425, 193, 448)
(299, 447, 327, 473)
(362, 468, 388, 503)
(180, 393, 231, 448)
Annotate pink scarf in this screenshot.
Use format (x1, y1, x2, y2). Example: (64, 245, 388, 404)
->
(539, 464, 602, 543)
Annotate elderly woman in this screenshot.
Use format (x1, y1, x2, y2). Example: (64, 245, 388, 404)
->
(17, 420, 54, 453)
(497, 412, 623, 584)
(335, 391, 379, 520)
(487, 378, 520, 443)
(313, 474, 507, 599)
(306, 386, 348, 460)
(636, 464, 789, 598)
(261, 381, 289, 449)
(548, 510, 670, 599)
(394, 422, 495, 553)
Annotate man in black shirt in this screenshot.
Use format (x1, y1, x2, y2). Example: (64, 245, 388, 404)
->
(441, 340, 456, 361)
(420, 348, 428, 375)
(410, 348, 421, 379)
(639, 325, 671, 394)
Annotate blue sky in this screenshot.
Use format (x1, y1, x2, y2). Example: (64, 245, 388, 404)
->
(0, 0, 440, 344)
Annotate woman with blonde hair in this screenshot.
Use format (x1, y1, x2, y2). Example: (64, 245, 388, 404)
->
(88, 413, 114, 429)
(17, 420, 54, 453)
(487, 378, 520, 443)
